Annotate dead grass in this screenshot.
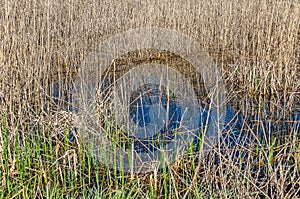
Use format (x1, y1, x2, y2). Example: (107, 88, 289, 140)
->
(0, 0, 299, 198)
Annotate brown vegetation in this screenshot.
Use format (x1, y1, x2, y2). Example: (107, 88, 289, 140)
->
(0, 0, 299, 198)
(1, 0, 299, 131)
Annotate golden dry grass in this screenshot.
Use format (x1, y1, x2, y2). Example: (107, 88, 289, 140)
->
(0, 0, 299, 131)
(0, 0, 299, 198)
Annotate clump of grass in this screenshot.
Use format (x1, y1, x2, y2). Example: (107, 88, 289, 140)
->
(0, 112, 299, 198)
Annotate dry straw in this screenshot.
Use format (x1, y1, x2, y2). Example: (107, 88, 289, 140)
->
(0, 0, 299, 197)
(1, 0, 299, 136)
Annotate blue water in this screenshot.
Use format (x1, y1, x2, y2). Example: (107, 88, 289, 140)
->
(51, 81, 300, 150)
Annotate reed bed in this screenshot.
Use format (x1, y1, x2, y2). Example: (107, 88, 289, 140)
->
(0, 0, 299, 198)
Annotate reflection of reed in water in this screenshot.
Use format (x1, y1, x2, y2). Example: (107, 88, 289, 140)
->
(94, 49, 210, 150)
(100, 49, 208, 100)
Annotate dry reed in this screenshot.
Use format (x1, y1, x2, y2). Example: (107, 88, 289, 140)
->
(0, 0, 299, 198)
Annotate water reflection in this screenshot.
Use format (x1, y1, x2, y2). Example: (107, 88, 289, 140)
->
(50, 81, 299, 149)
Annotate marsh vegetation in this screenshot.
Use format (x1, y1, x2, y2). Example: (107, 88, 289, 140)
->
(0, 0, 299, 198)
